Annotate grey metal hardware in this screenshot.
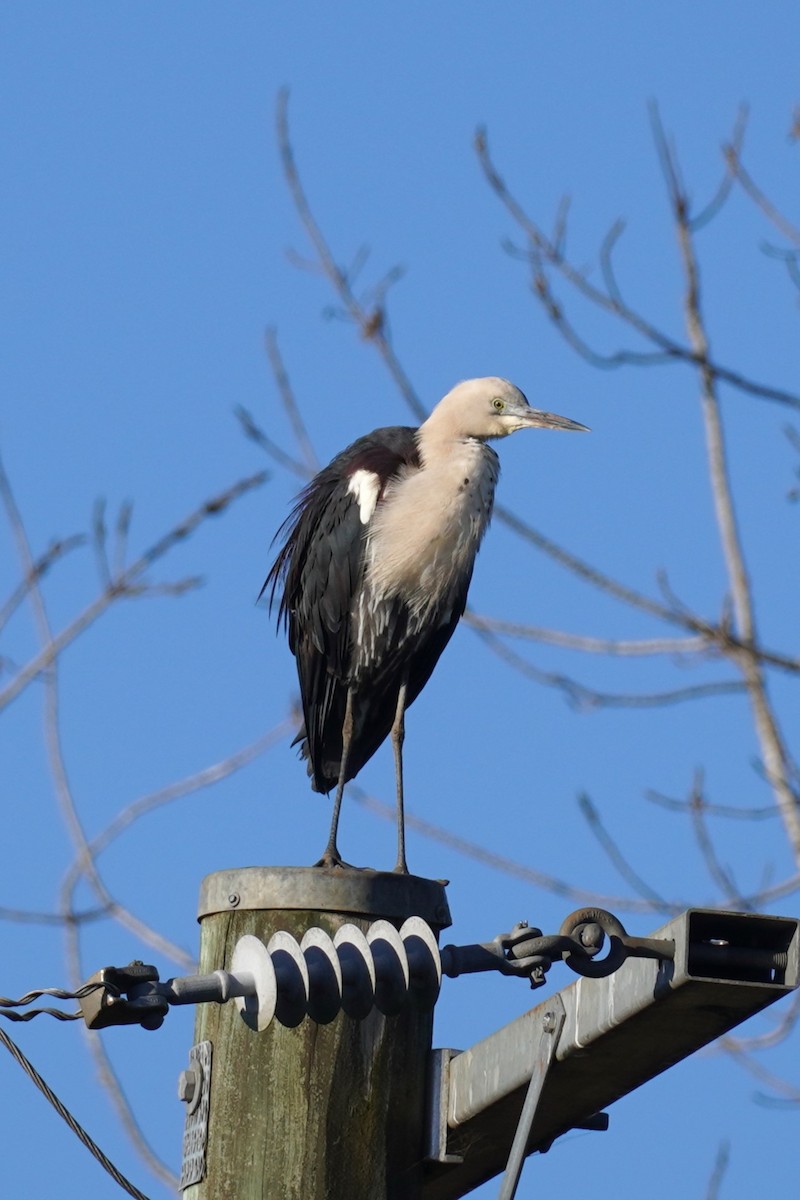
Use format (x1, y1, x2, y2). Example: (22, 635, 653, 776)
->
(421, 908, 800, 1200)
(197, 865, 452, 927)
(497, 998, 566, 1200)
(179, 1040, 212, 1189)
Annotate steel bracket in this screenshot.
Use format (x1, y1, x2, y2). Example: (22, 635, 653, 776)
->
(180, 1040, 212, 1189)
(425, 1049, 465, 1165)
(496, 996, 566, 1200)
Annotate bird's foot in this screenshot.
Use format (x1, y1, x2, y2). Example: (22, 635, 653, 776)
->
(313, 848, 360, 870)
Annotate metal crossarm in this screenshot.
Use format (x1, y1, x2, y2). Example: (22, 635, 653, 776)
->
(423, 908, 799, 1199)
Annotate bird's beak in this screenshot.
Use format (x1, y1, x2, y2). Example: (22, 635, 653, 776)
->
(520, 407, 589, 432)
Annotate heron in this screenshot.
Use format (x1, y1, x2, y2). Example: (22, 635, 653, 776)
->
(266, 377, 587, 872)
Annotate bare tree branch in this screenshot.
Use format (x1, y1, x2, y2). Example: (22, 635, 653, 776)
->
(649, 104, 800, 860)
(236, 404, 309, 481)
(475, 124, 800, 413)
(350, 784, 675, 914)
(689, 103, 748, 232)
(274, 91, 800, 708)
(577, 792, 674, 909)
(465, 610, 709, 657)
(471, 622, 745, 709)
(725, 143, 800, 245)
(0, 533, 85, 635)
(719, 1036, 800, 1104)
(646, 786, 777, 822)
(276, 88, 427, 423)
(62, 718, 295, 891)
(0, 904, 110, 926)
(723, 991, 800, 1054)
(685, 774, 751, 908)
(704, 1140, 731, 1200)
(264, 327, 320, 473)
(1, 453, 196, 970)
(0, 468, 268, 714)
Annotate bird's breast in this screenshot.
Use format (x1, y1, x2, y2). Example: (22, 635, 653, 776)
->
(363, 440, 499, 618)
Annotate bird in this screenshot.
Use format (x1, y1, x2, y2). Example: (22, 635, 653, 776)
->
(266, 377, 588, 872)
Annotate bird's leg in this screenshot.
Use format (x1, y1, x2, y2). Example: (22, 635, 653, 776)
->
(316, 686, 355, 869)
(390, 677, 409, 874)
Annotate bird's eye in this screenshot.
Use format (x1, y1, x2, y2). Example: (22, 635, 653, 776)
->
(492, 398, 505, 412)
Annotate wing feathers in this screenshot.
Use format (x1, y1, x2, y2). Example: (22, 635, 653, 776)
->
(266, 426, 421, 791)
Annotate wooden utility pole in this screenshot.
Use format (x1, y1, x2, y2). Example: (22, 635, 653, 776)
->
(173, 872, 798, 1200)
(182, 866, 450, 1200)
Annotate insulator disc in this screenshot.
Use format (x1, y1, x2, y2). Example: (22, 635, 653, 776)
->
(400, 917, 442, 1010)
(300, 927, 342, 1024)
(368, 920, 409, 1016)
(268, 930, 309, 1028)
(231, 934, 277, 1033)
(334, 923, 376, 1019)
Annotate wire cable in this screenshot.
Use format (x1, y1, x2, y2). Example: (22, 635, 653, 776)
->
(0, 981, 115, 1022)
(0, 1025, 152, 1200)
(1, 1006, 83, 1022)
(0, 981, 115, 1007)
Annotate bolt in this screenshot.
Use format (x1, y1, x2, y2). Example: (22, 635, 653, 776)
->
(228, 892, 240, 907)
(542, 1011, 557, 1033)
(529, 966, 547, 989)
(580, 923, 603, 949)
(178, 1068, 198, 1104)
(435, 904, 448, 922)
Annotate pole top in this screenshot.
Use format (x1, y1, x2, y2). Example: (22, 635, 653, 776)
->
(197, 865, 452, 929)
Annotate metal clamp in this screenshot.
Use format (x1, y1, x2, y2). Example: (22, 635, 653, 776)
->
(79, 963, 169, 1030)
(441, 907, 675, 990)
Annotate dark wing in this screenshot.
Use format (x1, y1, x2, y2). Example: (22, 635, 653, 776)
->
(265, 426, 420, 792)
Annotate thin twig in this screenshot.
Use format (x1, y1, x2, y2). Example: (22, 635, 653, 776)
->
(689, 103, 748, 232)
(645, 787, 776, 822)
(465, 610, 708, 657)
(719, 1036, 800, 1104)
(725, 144, 800, 245)
(264, 328, 320, 473)
(91, 498, 111, 588)
(113, 500, 133, 578)
(704, 1140, 731, 1200)
(685, 775, 750, 908)
(0, 904, 110, 926)
(723, 991, 800, 1053)
(472, 622, 745, 709)
(577, 793, 673, 908)
(235, 405, 311, 481)
(0, 533, 85, 634)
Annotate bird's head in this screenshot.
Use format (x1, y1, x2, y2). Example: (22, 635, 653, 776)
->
(426, 377, 589, 441)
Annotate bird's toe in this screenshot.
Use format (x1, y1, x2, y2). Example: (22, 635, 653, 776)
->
(313, 849, 360, 870)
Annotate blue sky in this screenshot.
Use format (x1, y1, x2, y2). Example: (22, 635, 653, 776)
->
(2, 5, 800, 1198)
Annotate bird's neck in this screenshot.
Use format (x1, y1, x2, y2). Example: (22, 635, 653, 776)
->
(417, 416, 486, 467)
